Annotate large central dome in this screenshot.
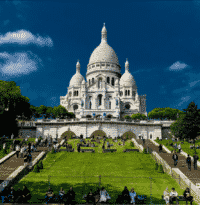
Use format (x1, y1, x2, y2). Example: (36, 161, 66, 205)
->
(88, 23, 119, 65)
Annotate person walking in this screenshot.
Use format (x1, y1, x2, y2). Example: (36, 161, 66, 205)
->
(24, 152, 28, 166)
(11, 133, 14, 140)
(3, 142, 7, 154)
(186, 154, 192, 171)
(142, 138, 145, 146)
(16, 144, 20, 158)
(159, 144, 163, 153)
(178, 144, 181, 153)
(193, 153, 199, 170)
(172, 151, 178, 167)
(102, 143, 105, 150)
(77, 144, 81, 153)
(20, 146, 24, 158)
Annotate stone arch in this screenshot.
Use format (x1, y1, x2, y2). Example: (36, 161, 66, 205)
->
(107, 114, 113, 118)
(121, 131, 137, 140)
(89, 130, 107, 139)
(61, 131, 76, 140)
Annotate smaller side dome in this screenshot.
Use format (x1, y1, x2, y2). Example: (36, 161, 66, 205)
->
(69, 60, 84, 87)
(120, 59, 137, 87)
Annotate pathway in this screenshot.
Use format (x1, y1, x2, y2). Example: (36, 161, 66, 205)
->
(136, 139, 200, 185)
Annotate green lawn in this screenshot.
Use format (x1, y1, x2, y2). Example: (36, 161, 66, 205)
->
(155, 139, 200, 161)
(11, 139, 197, 204)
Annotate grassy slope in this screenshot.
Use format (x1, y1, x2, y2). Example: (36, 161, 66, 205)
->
(12, 139, 196, 204)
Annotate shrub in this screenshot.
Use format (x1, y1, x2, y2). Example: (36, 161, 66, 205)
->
(33, 164, 40, 173)
(130, 142, 134, 147)
(158, 164, 164, 173)
(38, 161, 43, 170)
(156, 137, 159, 140)
(143, 148, 147, 154)
(51, 147, 55, 154)
(155, 163, 159, 170)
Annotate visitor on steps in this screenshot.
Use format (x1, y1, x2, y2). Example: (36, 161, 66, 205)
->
(172, 151, 178, 167)
(16, 144, 20, 158)
(129, 188, 137, 204)
(186, 154, 192, 171)
(3, 142, 7, 154)
(159, 144, 163, 153)
(193, 153, 199, 170)
(183, 187, 193, 205)
(169, 188, 179, 205)
(163, 187, 170, 205)
(178, 144, 181, 153)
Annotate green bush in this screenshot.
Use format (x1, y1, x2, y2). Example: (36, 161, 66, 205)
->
(38, 161, 43, 170)
(143, 148, 147, 154)
(155, 163, 159, 170)
(51, 147, 55, 154)
(130, 142, 134, 147)
(158, 164, 164, 173)
(156, 137, 159, 140)
(33, 164, 40, 173)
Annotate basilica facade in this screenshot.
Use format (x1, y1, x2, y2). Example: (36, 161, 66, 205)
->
(60, 24, 147, 119)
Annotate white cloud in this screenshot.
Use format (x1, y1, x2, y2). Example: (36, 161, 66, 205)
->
(189, 80, 200, 88)
(178, 96, 191, 106)
(169, 61, 188, 71)
(0, 30, 53, 47)
(0, 51, 43, 76)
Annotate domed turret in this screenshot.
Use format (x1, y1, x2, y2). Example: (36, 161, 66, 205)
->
(88, 23, 119, 65)
(69, 60, 85, 87)
(120, 59, 137, 87)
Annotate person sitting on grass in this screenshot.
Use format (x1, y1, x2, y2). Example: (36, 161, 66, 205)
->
(129, 188, 137, 204)
(66, 187, 76, 205)
(93, 187, 100, 203)
(15, 187, 23, 203)
(183, 187, 193, 205)
(169, 188, 179, 205)
(57, 187, 65, 203)
(45, 187, 55, 204)
(99, 187, 111, 204)
(6, 186, 16, 203)
(121, 186, 131, 204)
(196, 144, 199, 149)
(163, 187, 170, 205)
(21, 185, 31, 203)
(86, 189, 95, 204)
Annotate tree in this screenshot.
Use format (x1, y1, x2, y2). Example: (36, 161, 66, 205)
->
(131, 113, 147, 120)
(37, 105, 48, 119)
(182, 101, 200, 141)
(53, 105, 68, 119)
(148, 107, 184, 121)
(124, 115, 132, 119)
(45, 106, 56, 119)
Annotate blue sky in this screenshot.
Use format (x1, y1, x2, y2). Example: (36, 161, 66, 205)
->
(1, 0, 200, 114)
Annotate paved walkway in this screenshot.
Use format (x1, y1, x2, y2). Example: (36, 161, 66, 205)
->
(136, 139, 200, 185)
(0, 138, 63, 181)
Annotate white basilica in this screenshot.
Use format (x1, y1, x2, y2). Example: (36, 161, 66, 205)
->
(60, 23, 147, 119)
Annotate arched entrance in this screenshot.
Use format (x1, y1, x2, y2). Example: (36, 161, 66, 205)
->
(89, 130, 107, 139)
(61, 131, 76, 140)
(121, 131, 137, 140)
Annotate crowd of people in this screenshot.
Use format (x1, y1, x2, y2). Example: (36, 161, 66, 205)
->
(163, 187, 193, 205)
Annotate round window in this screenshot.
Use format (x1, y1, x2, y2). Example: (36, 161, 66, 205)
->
(125, 104, 130, 109)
